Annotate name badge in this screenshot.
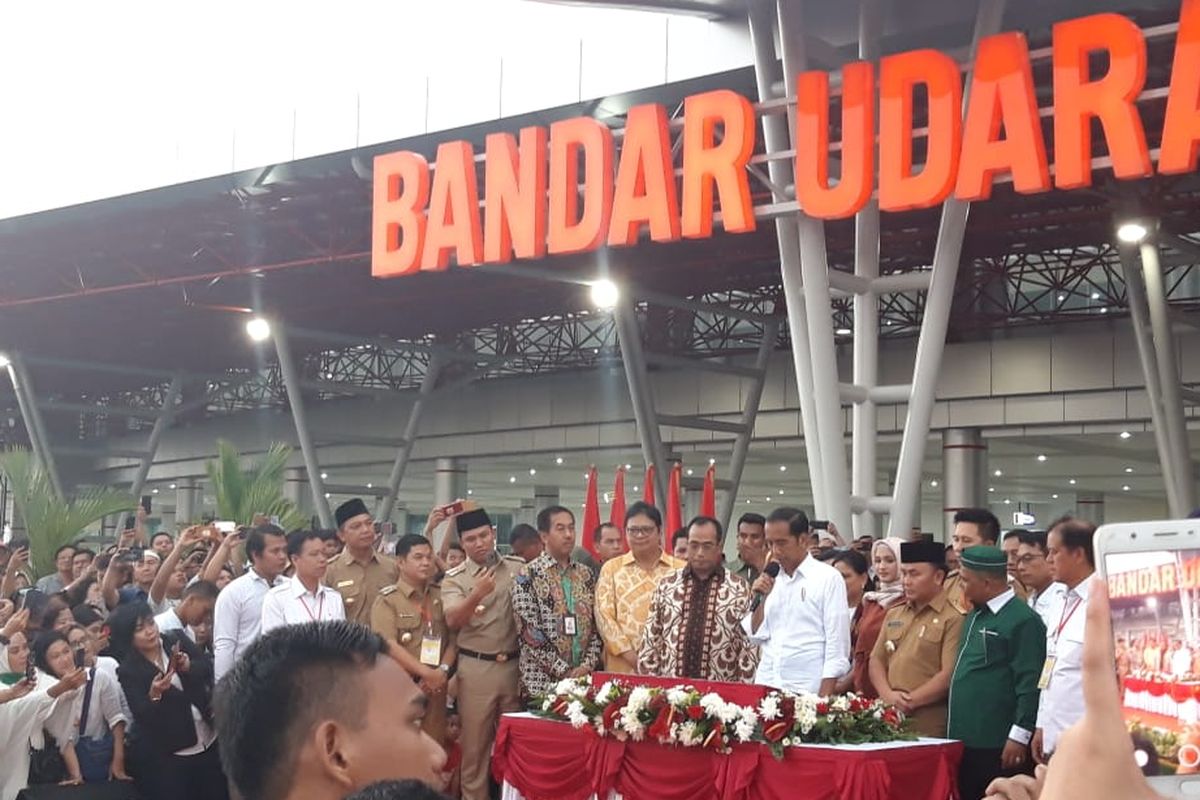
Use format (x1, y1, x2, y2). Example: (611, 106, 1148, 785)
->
(337, 580, 355, 588)
(420, 634, 443, 667)
(1038, 655, 1057, 690)
(564, 615, 577, 636)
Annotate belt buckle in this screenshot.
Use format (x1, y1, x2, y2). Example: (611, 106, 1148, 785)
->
(495, 653, 508, 663)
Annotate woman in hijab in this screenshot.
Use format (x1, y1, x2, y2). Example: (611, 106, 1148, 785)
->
(850, 537, 906, 697)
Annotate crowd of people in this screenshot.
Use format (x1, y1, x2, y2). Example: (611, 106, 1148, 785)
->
(0, 491, 1163, 800)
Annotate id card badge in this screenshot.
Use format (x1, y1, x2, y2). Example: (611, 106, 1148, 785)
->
(1037, 655, 1057, 690)
(420, 634, 443, 667)
(563, 615, 577, 636)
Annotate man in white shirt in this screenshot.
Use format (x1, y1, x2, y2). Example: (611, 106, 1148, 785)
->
(1011, 530, 1064, 624)
(155, 580, 219, 642)
(213, 525, 288, 680)
(262, 530, 346, 633)
(742, 507, 850, 695)
(1033, 516, 1097, 764)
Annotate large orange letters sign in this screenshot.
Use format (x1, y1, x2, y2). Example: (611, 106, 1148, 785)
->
(373, 4, 1200, 277)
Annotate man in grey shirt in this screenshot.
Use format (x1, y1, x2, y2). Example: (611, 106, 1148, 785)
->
(35, 544, 76, 594)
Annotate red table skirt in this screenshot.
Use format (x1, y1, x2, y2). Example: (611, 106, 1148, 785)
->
(493, 714, 963, 800)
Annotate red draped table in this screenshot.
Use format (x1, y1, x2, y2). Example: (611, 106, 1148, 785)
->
(493, 713, 963, 800)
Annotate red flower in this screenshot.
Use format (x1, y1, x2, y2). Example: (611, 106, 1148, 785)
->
(686, 705, 706, 721)
(703, 720, 725, 749)
(602, 696, 628, 731)
(882, 708, 901, 727)
(762, 720, 791, 743)
(816, 703, 829, 715)
(647, 705, 676, 740)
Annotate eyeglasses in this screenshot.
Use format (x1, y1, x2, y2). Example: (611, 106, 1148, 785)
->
(1015, 554, 1045, 565)
(626, 525, 658, 538)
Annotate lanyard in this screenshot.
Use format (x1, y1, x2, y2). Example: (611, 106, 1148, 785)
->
(1052, 593, 1083, 645)
(298, 591, 325, 622)
(419, 591, 435, 635)
(561, 573, 581, 666)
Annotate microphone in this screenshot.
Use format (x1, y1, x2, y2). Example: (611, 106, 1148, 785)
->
(749, 562, 781, 613)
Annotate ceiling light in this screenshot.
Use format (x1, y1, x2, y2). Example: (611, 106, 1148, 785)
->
(509, 476, 517, 483)
(835, 327, 852, 336)
(1090, 292, 1100, 300)
(245, 316, 272, 342)
(1036, 454, 1047, 462)
(994, 469, 1003, 477)
(320, 472, 328, 480)
(1004, 498, 1012, 505)
(709, 458, 716, 465)
(988, 487, 995, 492)
(930, 480, 939, 487)
(0, 353, 9, 369)
(1099, 307, 1108, 314)
(779, 465, 787, 472)
(555, 456, 563, 465)
(589, 279, 619, 310)
(529, 468, 537, 476)
(1120, 431, 1132, 439)
(324, 492, 331, 499)
(151, 488, 159, 494)
(625, 464, 632, 471)
(778, 489, 785, 495)
(1051, 493, 1059, 499)
(366, 483, 373, 489)
(1069, 479, 1077, 485)
(686, 469, 693, 476)
(169, 483, 177, 490)
(1057, 294, 1066, 302)
(1125, 467, 1134, 473)
(467, 489, 473, 495)
(1123, 484, 1131, 491)
(1117, 221, 1148, 244)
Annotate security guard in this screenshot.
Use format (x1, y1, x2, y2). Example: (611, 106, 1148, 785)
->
(869, 540, 964, 737)
(326, 498, 399, 625)
(441, 508, 525, 800)
(371, 533, 456, 741)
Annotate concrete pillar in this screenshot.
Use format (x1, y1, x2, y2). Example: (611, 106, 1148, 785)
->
(533, 485, 560, 515)
(284, 468, 311, 515)
(434, 458, 467, 507)
(1077, 493, 1105, 525)
(175, 482, 198, 526)
(942, 428, 988, 539)
(516, 499, 536, 528)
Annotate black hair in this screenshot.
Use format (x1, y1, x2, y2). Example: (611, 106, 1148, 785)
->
(832, 549, 879, 591)
(395, 534, 433, 559)
(447, 541, 465, 554)
(1048, 515, 1097, 567)
(766, 506, 811, 536)
(150, 532, 174, 546)
(315, 528, 339, 542)
(686, 515, 725, 543)
(814, 549, 838, 562)
(65, 576, 98, 609)
(952, 508, 1001, 544)
(71, 604, 104, 627)
(671, 527, 688, 549)
(343, 780, 449, 800)
(40, 599, 70, 631)
(1002, 528, 1027, 542)
(536, 505, 575, 534)
(246, 524, 287, 561)
(214, 621, 390, 800)
(1012, 529, 1048, 552)
(509, 524, 540, 548)
(285, 529, 323, 559)
(182, 580, 219, 603)
(737, 512, 766, 529)
(32, 630, 70, 677)
(105, 601, 157, 664)
(592, 522, 620, 544)
(53, 544, 76, 559)
(624, 501, 662, 529)
(95, 553, 113, 572)
(73, 547, 95, 560)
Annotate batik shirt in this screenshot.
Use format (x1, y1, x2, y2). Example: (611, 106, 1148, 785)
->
(638, 566, 759, 682)
(511, 552, 602, 697)
(595, 550, 686, 670)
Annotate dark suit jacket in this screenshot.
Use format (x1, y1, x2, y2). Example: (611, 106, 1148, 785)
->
(117, 631, 214, 757)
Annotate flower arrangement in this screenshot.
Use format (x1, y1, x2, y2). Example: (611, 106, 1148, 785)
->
(533, 677, 913, 757)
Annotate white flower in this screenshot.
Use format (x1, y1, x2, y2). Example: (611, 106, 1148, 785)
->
(830, 695, 850, 713)
(782, 737, 794, 747)
(667, 687, 691, 706)
(619, 704, 646, 740)
(759, 695, 780, 721)
(554, 677, 588, 698)
(627, 686, 653, 713)
(566, 701, 589, 728)
(734, 716, 757, 743)
(678, 721, 702, 746)
(542, 697, 553, 712)
(597, 681, 619, 703)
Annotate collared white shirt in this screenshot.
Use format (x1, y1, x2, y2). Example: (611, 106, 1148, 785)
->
(1036, 575, 1091, 753)
(741, 555, 851, 693)
(155, 607, 196, 642)
(1027, 582, 1066, 627)
(213, 569, 285, 680)
(260, 575, 346, 634)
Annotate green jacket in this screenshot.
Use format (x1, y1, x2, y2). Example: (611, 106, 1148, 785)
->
(947, 591, 1046, 749)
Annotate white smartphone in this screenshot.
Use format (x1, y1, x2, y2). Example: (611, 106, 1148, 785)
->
(1096, 519, 1200, 798)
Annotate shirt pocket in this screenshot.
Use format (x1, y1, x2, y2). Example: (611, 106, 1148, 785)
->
(394, 612, 424, 643)
(981, 631, 1010, 666)
(916, 621, 946, 658)
(337, 580, 364, 610)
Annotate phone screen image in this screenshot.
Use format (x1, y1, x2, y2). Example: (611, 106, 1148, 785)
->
(1105, 548, 1200, 774)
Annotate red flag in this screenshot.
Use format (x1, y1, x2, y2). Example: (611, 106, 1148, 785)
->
(610, 466, 628, 553)
(582, 465, 601, 558)
(701, 463, 716, 517)
(642, 463, 657, 505)
(665, 462, 683, 535)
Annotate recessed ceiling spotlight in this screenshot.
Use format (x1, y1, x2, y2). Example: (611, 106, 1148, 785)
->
(1036, 454, 1047, 462)
(994, 469, 1003, 477)
(1069, 479, 1077, 485)
(1120, 431, 1132, 440)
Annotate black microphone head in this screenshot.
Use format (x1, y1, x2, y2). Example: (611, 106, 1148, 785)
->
(764, 562, 781, 578)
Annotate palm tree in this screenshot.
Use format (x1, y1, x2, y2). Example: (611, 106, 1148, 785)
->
(205, 440, 308, 530)
(0, 448, 134, 578)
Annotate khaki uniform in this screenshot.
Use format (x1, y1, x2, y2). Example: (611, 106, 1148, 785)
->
(441, 554, 525, 800)
(942, 571, 969, 614)
(870, 591, 964, 737)
(371, 578, 453, 741)
(326, 549, 399, 625)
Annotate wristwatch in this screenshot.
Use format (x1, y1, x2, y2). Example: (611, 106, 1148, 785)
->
(438, 664, 451, 674)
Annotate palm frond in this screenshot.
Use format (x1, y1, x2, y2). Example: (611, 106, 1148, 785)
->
(205, 440, 307, 530)
(0, 448, 134, 578)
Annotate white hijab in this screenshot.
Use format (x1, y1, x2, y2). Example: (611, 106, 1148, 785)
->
(862, 537, 906, 607)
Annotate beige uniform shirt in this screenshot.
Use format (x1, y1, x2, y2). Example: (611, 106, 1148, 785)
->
(441, 554, 524, 655)
(871, 592, 964, 737)
(371, 578, 452, 662)
(326, 549, 400, 626)
(941, 571, 969, 615)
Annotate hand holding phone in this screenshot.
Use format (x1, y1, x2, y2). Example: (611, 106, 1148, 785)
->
(73, 647, 86, 669)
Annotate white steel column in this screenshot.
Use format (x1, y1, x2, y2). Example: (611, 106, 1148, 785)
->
(1118, 243, 1182, 516)
(273, 323, 335, 530)
(888, 0, 1008, 537)
(746, 0, 827, 517)
(852, 0, 883, 538)
(113, 374, 183, 533)
(1140, 239, 1196, 515)
(613, 295, 668, 504)
(6, 354, 65, 500)
(377, 355, 443, 523)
